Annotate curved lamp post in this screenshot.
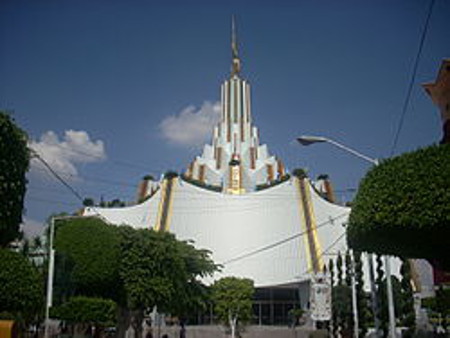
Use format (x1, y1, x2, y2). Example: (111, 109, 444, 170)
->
(297, 135, 396, 338)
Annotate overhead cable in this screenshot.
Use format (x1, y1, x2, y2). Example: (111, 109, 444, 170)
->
(390, 0, 435, 155)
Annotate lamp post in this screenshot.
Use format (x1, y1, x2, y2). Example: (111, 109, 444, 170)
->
(44, 215, 84, 338)
(297, 135, 396, 338)
(44, 217, 55, 338)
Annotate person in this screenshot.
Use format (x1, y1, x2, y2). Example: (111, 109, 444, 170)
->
(180, 321, 186, 338)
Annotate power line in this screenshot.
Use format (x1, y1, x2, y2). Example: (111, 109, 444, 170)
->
(27, 196, 82, 208)
(30, 161, 138, 189)
(390, 0, 435, 156)
(28, 144, 162, 176)
(30, 150, 106, 218)
(302, 232, 347, 275)
(221, 212, 348, 266)
(31, 151, 84, 202)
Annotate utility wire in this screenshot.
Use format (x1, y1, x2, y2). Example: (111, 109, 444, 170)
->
(390, 0, 435, 156)
(30, 150, 106, 218)
(27, 196, 83, 208)
(31, 150, 84, 203)
(31, 161, 138, 188)
(302, 232, 347, 275)
(47, 142, 158, 172)
(221, 212, 348, 266)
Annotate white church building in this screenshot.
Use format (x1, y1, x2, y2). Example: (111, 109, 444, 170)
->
(83, 25, 430, 325)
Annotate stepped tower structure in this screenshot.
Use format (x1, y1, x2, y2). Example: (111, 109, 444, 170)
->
(185, 21, 285, 193)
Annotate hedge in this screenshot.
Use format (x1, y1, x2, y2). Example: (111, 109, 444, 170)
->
(347, 144, 450, 269)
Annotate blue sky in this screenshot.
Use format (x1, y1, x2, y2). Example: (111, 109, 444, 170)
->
(1, 0, 449, 235)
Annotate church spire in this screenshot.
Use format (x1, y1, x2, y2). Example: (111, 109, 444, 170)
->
(231, 16, 241, 76)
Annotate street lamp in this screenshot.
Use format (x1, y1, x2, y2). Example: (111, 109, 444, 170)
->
(297, 136, 379, 165)
(44, 217, 55, 338)
(297, 135, 396, 338)
(44, 215, 86, 338)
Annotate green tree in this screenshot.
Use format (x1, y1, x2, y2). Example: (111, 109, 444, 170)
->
(211, 277, 254, 338)
(0, 112, 30, 247)
(422, 286, 450, 330)
(0, 248, 43, 326)
(375, 254, 385, 335)
(399, 259, 415, 330)
(347, 144, 450, 269)
(82, 198, 94, 207)
(292, 168, 308, 179)
(332, 285, 352, 337)
(118, 227, 216, 337)
(328, 259, 334, 287)
(51, 296, 116, 338)
(107, 199, 125, 207)
(328, 259, 339, 338)
(336, 253, 343, 285)
(53, 218, 217, 337)
(344, 251, 352, 287)
(54, 217, 121, 301)
(354, 251, 369, 337)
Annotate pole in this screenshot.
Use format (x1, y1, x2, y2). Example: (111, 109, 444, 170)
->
(385, 256, 396, 338)
(367, 254, 381, 337)
(326, 139, 379, 166)
(44, 217, 55, 338)
(351, 251, 359, 338)
(296, 135, 396, 336)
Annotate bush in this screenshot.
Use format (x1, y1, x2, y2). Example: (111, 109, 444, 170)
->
(0, 249, 43, 322)
(347, 144, 450, 269)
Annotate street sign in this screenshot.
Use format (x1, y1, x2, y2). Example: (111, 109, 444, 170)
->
(310, 273, 332, 321)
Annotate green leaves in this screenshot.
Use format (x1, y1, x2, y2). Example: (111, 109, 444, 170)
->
(0, 248, 43, 322)
(53, 218, 217, 322)
(119, 228, 217, 314)
(211, 277, 254, 326)
(51, 296, 116, 327)
(347, 144, 450, 268)
(0, 112, 29, 247)
(54, 217, 121, 300)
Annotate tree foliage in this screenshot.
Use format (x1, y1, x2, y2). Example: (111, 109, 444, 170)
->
(211, 277, 254, 338)
(399, 259, 415, 329)
(0, 112, 30, 247)
(330, 252, 353, 337)
(0, 248, 43, 322)
(347, 144, 450, 269)
(118, 227, 217, 336)
(54, 217, 121, 300)
(291, 168, 308, 179)
(354, 251, 369, 337)
(53, 217, 217, 337)
(51, 296, 116, 327)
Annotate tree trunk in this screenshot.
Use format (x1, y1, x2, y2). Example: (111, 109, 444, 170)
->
(131, 309, 144, 338)
(229, 314, 237, 338)
(116, 306, 131, 338)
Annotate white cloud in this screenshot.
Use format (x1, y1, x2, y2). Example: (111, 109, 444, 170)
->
(30, 130, 106, 177)
(21, 217, 45, 238)
(159, 101, 221, 147)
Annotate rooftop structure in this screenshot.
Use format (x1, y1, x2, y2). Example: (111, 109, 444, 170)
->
(423, 59, 450, 144)
(184, 19, 285, 194)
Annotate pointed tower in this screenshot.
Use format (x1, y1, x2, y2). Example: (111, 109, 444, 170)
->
(186, 19, 286, 193)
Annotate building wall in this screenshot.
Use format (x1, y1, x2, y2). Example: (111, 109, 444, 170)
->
(85, 177, 350, 288)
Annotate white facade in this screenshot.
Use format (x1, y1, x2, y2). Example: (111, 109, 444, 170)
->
(85, 177, 350, 288)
